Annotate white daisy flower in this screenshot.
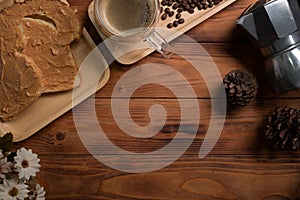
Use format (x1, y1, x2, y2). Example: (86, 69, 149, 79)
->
(14, 148, 40, 180)
(0, 178, 29, 200)
(29, 184, 46, 200)
(0, 156, 13, 179)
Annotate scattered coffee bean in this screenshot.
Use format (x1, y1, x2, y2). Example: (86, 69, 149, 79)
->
(165, 7, 171, 14)
(168, 11, 175, 17)
(173, 3, 179, 9)
(167, 23, 173, 28)
(160, 0, 221, 28)
(173, 20, 179, 27)
(214, 0, 220, 4)
(161, 13, 168, 20)
(188, 8, 194, 13)
(178, 18, 185, 24)
(183, 5, 190, 11)
(177, 7, 184, 12)
(197, 4, 203, 10)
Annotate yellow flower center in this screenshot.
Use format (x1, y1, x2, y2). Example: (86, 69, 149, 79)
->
(8, 187, 18, 197)
(22, 160, 29, 168)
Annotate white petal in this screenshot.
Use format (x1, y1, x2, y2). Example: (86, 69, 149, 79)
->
(24, 171, 31, 180)
(18, 170, 25, 179)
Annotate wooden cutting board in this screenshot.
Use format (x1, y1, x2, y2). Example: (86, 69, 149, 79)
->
(0, 29, 110, 142)
(88, 0, 237, 65)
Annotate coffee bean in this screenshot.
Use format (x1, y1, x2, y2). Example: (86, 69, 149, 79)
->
(167, 1, 173, 6)
(173, 20, 179, 27)
(214, 0, 220, 4)
(165, 7, 171, 14)
(172, 3, 179, 9)
(168, 11, 175, 17)
(177, 7, 184, 12)
(184, 5, 190, 11)
(178, 18, 185, 24)
(200, 0, 206, 4)
(188, 8, 194, 13)
(160, 0, 218, 29)
(161, 13, 167, 20)
(167, 23, 173, 28)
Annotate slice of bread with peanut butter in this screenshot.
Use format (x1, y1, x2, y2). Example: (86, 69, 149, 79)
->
(0, 48, 44, 121)
(0, 0, 82, 121)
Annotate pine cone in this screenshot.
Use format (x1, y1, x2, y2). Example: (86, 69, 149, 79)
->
(223, 69, 258, 107)
(265, 106, 300, 150)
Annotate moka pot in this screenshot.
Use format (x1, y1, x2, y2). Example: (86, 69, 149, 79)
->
(237, 0, 300, 93)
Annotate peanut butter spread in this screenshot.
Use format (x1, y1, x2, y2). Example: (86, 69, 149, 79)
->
(0, 0, 82, 121)
(0, 43, 44, 121)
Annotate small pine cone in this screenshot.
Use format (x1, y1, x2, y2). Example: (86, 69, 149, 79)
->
(223, 69, 258, 107)
(264, 106, 300, 150)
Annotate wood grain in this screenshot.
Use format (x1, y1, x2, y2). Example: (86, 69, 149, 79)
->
(12, 0, 300, 199)
(97, 42, 300, 99)
(16, 98, 300, 199)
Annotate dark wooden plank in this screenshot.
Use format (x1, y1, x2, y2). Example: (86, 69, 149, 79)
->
(94, 42, 300, 99)
(24, 154, 300, 199)
(15, 99, 300, 156)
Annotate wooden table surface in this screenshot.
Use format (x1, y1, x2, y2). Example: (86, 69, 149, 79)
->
(14, 0, 300, 199)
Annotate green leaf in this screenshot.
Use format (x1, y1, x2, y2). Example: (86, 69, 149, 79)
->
(7, 152, 16, 163)
(0, 132, 13, 154)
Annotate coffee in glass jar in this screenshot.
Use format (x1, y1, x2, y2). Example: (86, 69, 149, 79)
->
(97, 0, 156, 37)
